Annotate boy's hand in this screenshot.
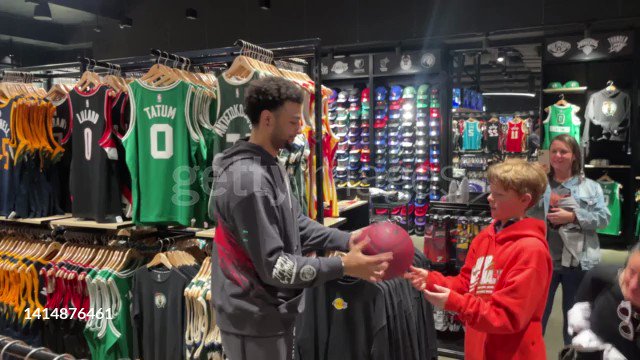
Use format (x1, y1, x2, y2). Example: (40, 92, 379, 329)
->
(424, 284, 451, 309)
(547, 207, 576, 225)
(403, 266, 429, 291)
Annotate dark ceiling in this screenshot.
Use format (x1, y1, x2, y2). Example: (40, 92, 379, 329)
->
(0, 0, 639, 67)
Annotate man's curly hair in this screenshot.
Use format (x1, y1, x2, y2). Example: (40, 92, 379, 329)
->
(244, 76, 303, 126)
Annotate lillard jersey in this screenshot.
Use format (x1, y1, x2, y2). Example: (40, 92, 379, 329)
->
(0, 99, 16, 215)
(461, 120, 482, 151)
(68, 86, 122, 222)
(123, 80, 199, 226)
(51, 97, 73, 213)
(485, 119, 502, 152)
(505, 121, 525, 153)
(543, 104, 580, 149)
(213, 72, 259, 155)
(597, 180, 622, 236)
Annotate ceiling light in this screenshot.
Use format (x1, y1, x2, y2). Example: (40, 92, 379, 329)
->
(119, 17, 133, 29)
(482, 92, 535, 98)
(1, 55, 13, 65)
(186, 8, 198, 20)
(33, 1, 52, 21)
(496, 51, 505, 63)
(259, 0, 270, 10)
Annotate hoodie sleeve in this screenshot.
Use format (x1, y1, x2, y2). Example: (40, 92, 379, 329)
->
(442, 240, 551, 334)
(230, 189, 344, 288)
(295, 197, 350, 253)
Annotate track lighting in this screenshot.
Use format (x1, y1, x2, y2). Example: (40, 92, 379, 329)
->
(259, 0, 270, 10)
(496, 50, 505, 63)
(33, 1, 52, 21)
(186, 8, 198, 20)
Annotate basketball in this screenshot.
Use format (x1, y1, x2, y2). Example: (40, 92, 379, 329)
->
(360, 222, 415, 280)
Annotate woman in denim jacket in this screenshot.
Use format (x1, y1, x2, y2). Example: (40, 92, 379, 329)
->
(529, 134, 610, 345)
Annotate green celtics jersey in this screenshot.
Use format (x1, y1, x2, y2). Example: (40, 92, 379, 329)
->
(212, 71, 260, 156)
(597, 180, 622, 236)
(123, 80, 200, 226)
(543, 104, 581, 149)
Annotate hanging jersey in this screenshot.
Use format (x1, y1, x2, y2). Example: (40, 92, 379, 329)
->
(461, 120, 482, 151)
(123, 80, 199, 226)
(51, 97, 73, 213)
(505, 121, 526, 153)
(0, 99, 16, 216)
(543, 104, 581, 149)
(485, 120, 502, 152)
(68, 85, 122, 222)
(212, 72, 260, 155)
(597, 180, 622, 236)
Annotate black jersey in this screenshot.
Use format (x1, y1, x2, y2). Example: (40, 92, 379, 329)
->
(68, 86, 122, 222)
(485, 119, 502, 152)
(0, 99, 16, 216)
(51, 97, 73, 212)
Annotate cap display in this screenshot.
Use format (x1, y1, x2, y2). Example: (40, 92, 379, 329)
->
(430, 108, 440, 118)
(337, 91, 348, 103)
(375, 147, 387, 155)
(417, 84, 430, 99)
(389, 110, 402, 119)
(415, 205, 428, 217)
(389, 137, 400, 146)
(374, 109, 387, 119)
(361, 109, 371, 120)
(402, 111, 415, 121)
(374, 138, 387, 146)
(336, 110, 349, 121)
(563, 80, 581, 88)
(389, 86, 403, 101)
(347, 163, 360, 172)
(375, 101, 387, 110)
(348, 88, 361, 102)
(389, 101, 402, 111)
(375, 86, 388, 101)
(402, 100, 415, 111)
(361, 88, 370, 103)
(547, 82, 562, 89)
(374, 118, 387, 129)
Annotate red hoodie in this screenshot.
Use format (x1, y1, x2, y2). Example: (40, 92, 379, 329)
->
(426, 218, 552, 360)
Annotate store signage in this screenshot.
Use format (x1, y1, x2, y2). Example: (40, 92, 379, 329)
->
(373, 50, 441, 75)
(544, 31, 634, 62)
(321, 55, 369, 79)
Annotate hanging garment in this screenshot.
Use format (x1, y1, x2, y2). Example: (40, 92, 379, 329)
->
(596, 180, 622, 236)
(543, 104, 581, 149)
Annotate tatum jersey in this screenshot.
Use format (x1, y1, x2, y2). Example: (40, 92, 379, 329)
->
(212, 71, 260, 156)
(462, 120, 482, 151)
(597, 180, 622, 236)
(543, 104, 581, 149)
(123, 80, 200, 226)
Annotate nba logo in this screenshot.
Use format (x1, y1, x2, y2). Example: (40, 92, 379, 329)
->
(157, 94, 162, 103)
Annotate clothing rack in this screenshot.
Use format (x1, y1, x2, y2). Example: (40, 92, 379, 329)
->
(11, 38, 326, 224)
(0, 337, 74, 360)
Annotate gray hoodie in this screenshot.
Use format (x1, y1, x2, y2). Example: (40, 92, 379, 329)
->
(209, 140, 350, 336)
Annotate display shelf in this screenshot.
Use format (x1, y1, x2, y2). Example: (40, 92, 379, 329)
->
(0, 214, 72, 225)
(451, 107, 484, 113)
(584, 164, 631, 169)
(195, 228, 216, 239)
(338, 200, 368, 213)
(324, 217, 347, 228)
(49, 217, 134, 230)
(542, 87, 588, 94)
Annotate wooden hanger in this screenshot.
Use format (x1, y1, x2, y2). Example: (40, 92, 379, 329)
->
(598, 171, 615, 184)
(225, 55, 255, 80)
(555, 94, 568, 107)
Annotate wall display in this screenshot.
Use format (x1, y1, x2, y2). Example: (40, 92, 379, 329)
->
(542, 100, 581, 149)
(583, 82, 631, 155)
(372, 50, 442, 75)
(321, 55, 370, 80)
(544, 31, 634, 63)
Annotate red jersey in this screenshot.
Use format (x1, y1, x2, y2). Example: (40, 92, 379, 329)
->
(505, 121, 525, 153)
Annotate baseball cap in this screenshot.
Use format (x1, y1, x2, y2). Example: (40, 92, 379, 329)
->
(402, 100, 415, 111)
(348, 88, 361, 102)
(375, 101, 387, 110)
(389, 86, 403, 101)
(348, 136, 360, 145)
(389, 110, 402, 119)
(430, 108, 440, 118)
(416, 127, 427, 137)
(375, 86, 388, 101)
(417, 108, 428, 118)
(415, 193, 428, 204)
(347, 162, 360, 172)
(389, 146, 401, 155)
(388, 128, 400, 138)
(337, 91, 348, 103)
(328, 112, 337, 121)
(389, 137, 400, 147)
(361, 109, 371, 120)
(389, 101, 402, 111)
(336, 156, 348, 168)
(416, 182, 428, 192)
(361, 88, 370, 103)
(389, 156, 401, 165)
(349, 147, 361, 155)
(335, 126, 348, 137)
(429, 192, 441, 201)
(374, 117, 387, 129)
(374, 109, 387, 119)
(564, 80, 581, 89)
(389, 173, 402, 183)
(374, 208, 389, 215)
(417, 84, 430, 99)
(401, 129, 415, 138)
(336, 110, 349, 121)
(335, 167, 347, 177)
(548, 82, 562, 89)
(337, 141, 349, 152)
(391, 206, 402, 215)
(347, 128, 361, 138)
(329, 89, 338, 102)
(375, 147, 387, 155)
(374, 165, 387, 174)
(429, 129, 440, 138)
(402, 86, 416, 99)
(416, 138, 427, 147)
(374, 137, 387, 146)
(402, 111, 415, 121)
(388, 120, 401, 129)
(415, 205, 428, 217)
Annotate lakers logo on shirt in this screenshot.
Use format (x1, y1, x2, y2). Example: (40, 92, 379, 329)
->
(154, 292, 167, 309)
(332, 297, 348, 310)
(602, 101, 617, 117)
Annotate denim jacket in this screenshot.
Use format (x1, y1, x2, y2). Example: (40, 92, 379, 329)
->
(528, 176, 611, 270)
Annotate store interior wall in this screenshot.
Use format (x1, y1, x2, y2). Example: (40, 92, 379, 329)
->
(2, 0, 640, 66)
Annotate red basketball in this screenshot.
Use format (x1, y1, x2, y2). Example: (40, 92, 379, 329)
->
(360, 222, 415, 280)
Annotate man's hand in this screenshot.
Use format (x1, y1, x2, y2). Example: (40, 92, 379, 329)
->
(547, 207, 576, 226)
(348, 229, 366, 250)
(423, 284, 451, 309)
(342, 236, 392, 282)
(403, 266, 430, 291)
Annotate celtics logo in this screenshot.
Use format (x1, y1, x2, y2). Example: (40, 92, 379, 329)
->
(602, 101, 617, 117)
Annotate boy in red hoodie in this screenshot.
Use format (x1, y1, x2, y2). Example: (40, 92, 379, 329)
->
(406, 159, 553, 360)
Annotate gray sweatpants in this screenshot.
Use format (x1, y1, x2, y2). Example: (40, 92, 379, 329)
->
(221, 327, 295, 360)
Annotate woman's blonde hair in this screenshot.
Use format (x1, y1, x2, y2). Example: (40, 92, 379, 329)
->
(487, 158, 548, 208)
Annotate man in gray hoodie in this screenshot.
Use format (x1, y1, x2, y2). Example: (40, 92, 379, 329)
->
(209, 76, 392, 360)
